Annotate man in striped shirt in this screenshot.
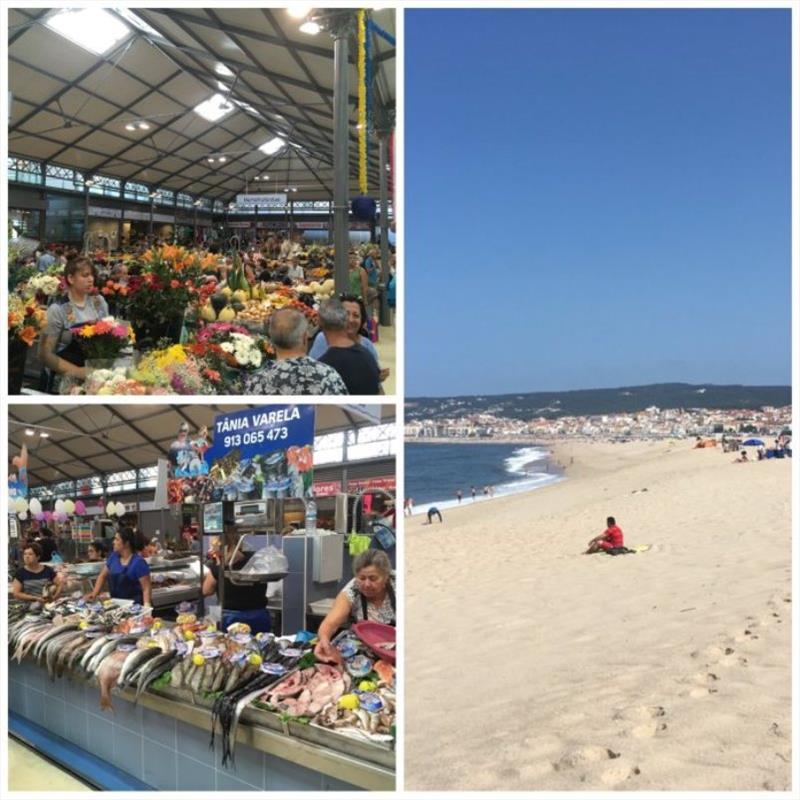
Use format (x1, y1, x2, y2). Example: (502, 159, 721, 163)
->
(12, 542, 59, 603)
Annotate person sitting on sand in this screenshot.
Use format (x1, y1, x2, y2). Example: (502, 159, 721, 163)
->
(585, 516, 628, 555)
(425, 506, 443, 524)
(733, 450, 749, 463)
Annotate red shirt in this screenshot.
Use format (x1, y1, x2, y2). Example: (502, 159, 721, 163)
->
(603, 525, 624, 547)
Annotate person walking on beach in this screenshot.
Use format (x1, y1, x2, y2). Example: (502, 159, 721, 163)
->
(585, 516, 628, 555)
(425, 507, 443, 524)
(456, 489, 462, 504)
(471, 486, 476, 501)
(404, 497, 414, 516)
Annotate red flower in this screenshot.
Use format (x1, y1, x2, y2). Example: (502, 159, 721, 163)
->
(170, 279, 181, 289)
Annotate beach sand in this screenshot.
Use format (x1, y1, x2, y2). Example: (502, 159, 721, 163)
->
(404, 440, 792, 791)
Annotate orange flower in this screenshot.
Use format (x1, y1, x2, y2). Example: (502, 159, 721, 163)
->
(101, 287, 112, 295)
(119, 286, 129, 296)
(9, 311, 23, 330)
(19, 326, 37, 346)
(93, 320, 113, 335)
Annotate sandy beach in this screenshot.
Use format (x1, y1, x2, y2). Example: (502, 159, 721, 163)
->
(405, 440, 792, 791)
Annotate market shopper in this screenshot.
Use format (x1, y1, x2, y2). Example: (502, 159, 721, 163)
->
(11, 542, 60, 603)
(348, 253, 369, 300)
(314, 549, 396, 663)
(87, 539, 108, 562)
(38, 257, 110, 390)
(309, 295, 389, 383)
(244, 308, 347, 395)
(86, 527, 152, 606)
(202, 527, 271, 634)
(317, 299, 380, 395)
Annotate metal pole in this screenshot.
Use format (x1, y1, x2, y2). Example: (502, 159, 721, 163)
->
(328, 11, 356, 294)
(149, 197, 154, 239)
(377, 111, 394, 326)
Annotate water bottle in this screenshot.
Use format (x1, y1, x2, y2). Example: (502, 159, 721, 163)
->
(305, 499, 317, 534)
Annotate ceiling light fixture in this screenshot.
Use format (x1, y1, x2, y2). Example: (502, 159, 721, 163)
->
(39, 432, 50, 439)
(215, 62, 234, 77)
(45, 8, 130, 56)
(25, 429, 35, 436)
(259, 136, 285, 156)
(125, 123, 136, 131)
(137, 121, 150, 130)
(218, 156, 227, 163)
(299, 21, 321, 35)
(194, 94, 235, 123)
(288, 6, 314, 20)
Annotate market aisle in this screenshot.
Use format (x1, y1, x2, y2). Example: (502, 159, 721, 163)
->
(375, 322, 396, 395)
(8, 737, 95, 791)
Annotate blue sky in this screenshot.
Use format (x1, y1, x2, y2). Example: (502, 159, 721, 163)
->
(405, 9, 792, 396)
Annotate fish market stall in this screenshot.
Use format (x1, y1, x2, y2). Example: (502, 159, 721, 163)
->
(8, 598, 395, 791)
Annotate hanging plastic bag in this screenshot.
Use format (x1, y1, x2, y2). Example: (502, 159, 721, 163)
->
(239, 546, 289, 577)
(348, 533, 372, 556)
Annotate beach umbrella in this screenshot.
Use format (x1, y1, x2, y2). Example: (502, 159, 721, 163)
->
(742, 438, 764, 447)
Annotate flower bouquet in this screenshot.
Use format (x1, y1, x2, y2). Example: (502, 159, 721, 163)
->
(72, 317, 135, 361)
(71, 368, 149, 396)
(26, 272, 62, 299)
(8, 296, 47, 393)
(124, 245, 205, 346)
(130, 344, 220, 395)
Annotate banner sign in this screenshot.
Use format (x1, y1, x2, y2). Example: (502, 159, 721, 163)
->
(236, 193, 287, 209)
(312, 480, 342, 497)
(167, 405, 315, 504)
(88, 206, 122, 219)
(347, 476, 396, 492)
(9, 443, 28, 501)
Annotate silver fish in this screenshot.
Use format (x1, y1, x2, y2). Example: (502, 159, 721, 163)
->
(32, 624, 80, 661)
(80, 635, 112, 671)
(118, 647, 164, 687)
(134, 651, 179, 702)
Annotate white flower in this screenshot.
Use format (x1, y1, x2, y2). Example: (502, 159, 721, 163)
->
(220, 342, 234, 353)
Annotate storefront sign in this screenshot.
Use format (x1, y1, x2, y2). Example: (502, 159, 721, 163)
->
(346, 476, 396, 492)
(167, 405, 316, 504)
(312, 480, 342, 497)
(228, 221, 253, 229)
(236, 193, 287, 209)
(294, 221, 329, 230)
(88, 206, 122, 219)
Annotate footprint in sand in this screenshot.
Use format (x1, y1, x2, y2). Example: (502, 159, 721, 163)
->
(679, 671, 720, 698)
(553, 746, 620, 772)
(612, 705, 668, 739)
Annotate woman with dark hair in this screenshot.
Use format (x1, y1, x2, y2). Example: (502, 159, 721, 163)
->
(202, 526, 271, 634)
(38, 256, 109, 390)
(308, 294, 389, 383)
(86, 527, 151, 606)
(12, 542, 60, 603)
(87, 539, 108, 562)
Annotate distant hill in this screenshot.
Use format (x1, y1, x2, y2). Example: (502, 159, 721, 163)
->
(406, 383, 792, 422)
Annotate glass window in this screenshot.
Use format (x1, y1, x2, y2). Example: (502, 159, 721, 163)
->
(76, 476, 103, 497)
(9, 208, 41, 239)
(8, 156, 42, 184)
(45, 163, 85, 191)
(138, 465, 158, 489)
(88, 174, 121, 198)
(346, 424, 396, 461)
(176, 192, 194, 209)
(213, 199, 225, 214)
(106, 469, 137, 494)
(314, 431, 344, 466)
(45, 195, 85, 244)
(124, 181, 150, 202)
(155, 188, 174, 207)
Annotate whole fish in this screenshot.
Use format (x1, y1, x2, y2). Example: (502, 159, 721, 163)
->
(118, 647, 164, 687)
(97, 650, 128, 711)
(87, 636, 140, 675)
(45, 631, 86, 679)
(32, 624, 80, 661)
(80, 635, 112, 672)
(134, 651, 180, 702)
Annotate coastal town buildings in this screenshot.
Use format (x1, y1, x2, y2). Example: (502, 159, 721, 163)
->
(405, 406, 792, 442)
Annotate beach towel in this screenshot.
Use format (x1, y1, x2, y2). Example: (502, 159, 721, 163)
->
(606, 544, 651, 556)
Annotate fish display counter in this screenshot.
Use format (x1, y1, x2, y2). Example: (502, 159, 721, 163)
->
(8, 599, 395, 791)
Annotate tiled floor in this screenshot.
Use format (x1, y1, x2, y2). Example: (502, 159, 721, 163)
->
(8, 737, 95, 791)
(374, 320, 396, 396)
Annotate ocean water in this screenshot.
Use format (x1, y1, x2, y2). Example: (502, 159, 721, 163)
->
(405, 442, 564, 514)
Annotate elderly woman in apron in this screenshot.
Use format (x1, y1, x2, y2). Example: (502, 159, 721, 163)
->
(314, 549, 395, 663)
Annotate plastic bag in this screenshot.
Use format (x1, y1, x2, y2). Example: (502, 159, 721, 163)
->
(239, 546, 289, 576)
(348, 533, 372, 556)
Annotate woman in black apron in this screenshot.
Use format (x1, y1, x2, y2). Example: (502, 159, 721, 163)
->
(314, 549, 395, 663)
(38, 257, 109, 392)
